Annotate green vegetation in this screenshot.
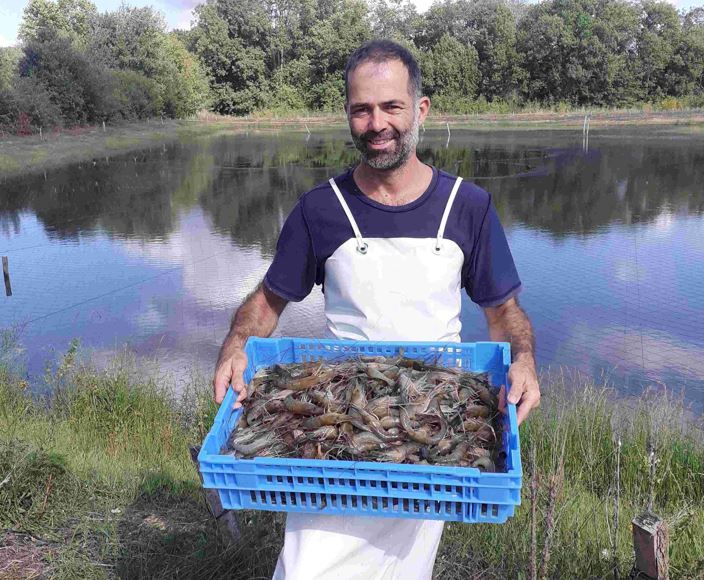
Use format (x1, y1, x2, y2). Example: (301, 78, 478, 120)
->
(1, 0, 703, 135)
(0, 0, 209, 135)
(1, 337, 702, 578)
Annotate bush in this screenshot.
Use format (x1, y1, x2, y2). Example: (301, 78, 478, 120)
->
(310, 76, 345, 112)
(0, 77, 62, 134)
(20, 37, 115, 125)
(111, 69, 163, 120)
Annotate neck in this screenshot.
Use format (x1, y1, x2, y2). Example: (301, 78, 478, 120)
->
(353, 155, 432, 206)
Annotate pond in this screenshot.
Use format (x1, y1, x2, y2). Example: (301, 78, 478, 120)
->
(1, 125, 703, 410)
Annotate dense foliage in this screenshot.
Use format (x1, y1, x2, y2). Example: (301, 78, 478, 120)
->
(0, 0, 209, 132)
(0, 0, 703, 130)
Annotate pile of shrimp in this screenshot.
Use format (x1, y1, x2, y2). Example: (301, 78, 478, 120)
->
(224, 355, 504, 471)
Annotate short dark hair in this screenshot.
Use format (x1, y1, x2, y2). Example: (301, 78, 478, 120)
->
(344, 39, 422, 102)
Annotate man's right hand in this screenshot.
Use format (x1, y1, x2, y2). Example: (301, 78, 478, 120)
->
(213, 347, 249, 406)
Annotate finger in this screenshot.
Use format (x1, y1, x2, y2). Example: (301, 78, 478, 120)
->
(507, 378, 525, 405)
(233, 385, 248, 409)
(213, 371, 231, 404)
(516, 393, 539, 425)
(498, 384, 507, 414)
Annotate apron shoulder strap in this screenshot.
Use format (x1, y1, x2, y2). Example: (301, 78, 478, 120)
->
(434, 176, 463, 253)
(329, 178, 367, 254)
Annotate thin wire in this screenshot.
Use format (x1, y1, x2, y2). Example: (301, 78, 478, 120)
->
(633, 230, 646, 372)
(15, 244, 240, 327)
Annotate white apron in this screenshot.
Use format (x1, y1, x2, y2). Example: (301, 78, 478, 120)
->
(273, 176, 464, 580)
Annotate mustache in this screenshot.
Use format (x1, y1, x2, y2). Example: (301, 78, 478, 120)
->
(361, 129, 399, 142)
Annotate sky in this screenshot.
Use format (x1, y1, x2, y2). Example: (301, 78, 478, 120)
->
(0, 0, 700, 47)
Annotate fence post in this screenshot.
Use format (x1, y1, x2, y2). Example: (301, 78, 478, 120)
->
(2, 256, 12, 297)
(632, 511, 669, 579)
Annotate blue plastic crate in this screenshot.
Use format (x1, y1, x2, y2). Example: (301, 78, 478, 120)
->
(198, 337, 522, 524)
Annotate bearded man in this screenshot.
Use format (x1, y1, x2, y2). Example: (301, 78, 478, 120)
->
(213, 39, 541, 580)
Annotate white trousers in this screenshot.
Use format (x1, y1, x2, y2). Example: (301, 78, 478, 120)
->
(272, 513, 445, 580)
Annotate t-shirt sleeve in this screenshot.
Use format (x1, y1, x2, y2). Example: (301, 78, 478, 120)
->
(465, 197, 522, 307)
(263, 201, 316, 302)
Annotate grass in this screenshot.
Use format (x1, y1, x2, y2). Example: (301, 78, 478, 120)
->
(1, 342, 703, 578)
(2, 108, 704, 180)
(0, 118, 237, 180)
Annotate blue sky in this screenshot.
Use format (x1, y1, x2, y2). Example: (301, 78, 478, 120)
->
(0, 0, 701, 47)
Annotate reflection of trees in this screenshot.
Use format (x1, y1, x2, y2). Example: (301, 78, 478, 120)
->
(483, 143, 704, 237)
(0, 143, 217, 241)
(198, 134, 359, 253)
(1, 133, 703, 245)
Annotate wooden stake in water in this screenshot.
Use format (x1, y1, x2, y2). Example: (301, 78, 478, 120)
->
(2, 256, 11, 297)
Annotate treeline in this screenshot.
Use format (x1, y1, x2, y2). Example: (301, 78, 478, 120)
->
(1, 0, 703, 132)
(0, 0, 209, 133)
(186, 0, 704, 114)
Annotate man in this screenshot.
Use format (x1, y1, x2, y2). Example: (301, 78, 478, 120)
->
(213, 40, 540, 580)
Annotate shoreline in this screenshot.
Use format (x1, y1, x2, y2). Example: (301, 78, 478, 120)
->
(1, 110, 703, 180)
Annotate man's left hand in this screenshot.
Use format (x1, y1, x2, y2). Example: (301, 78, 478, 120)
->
(506, 356, 541, 425)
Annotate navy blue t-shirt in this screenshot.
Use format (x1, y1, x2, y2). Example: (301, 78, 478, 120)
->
(264, 166, 521, 308)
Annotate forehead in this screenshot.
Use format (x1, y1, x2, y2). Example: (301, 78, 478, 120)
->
(347, 59, 412, 103)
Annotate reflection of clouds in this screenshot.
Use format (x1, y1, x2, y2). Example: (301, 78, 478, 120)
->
(133, 303, 168, 333)
(653, 210, 674, 232)
(613, 260, 638, 283)
(115, 208, 326, 387)
(557, 320, 704, 382)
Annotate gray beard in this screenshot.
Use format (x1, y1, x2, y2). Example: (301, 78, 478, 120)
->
(353, 111, 420, 171)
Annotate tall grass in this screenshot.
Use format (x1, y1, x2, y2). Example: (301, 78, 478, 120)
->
(1, 343, 702, 578)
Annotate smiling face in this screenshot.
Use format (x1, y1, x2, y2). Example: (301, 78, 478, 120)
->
(346, 59, 429, 171)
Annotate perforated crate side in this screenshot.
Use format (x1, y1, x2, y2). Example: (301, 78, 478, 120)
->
(215, 488, 515, 524)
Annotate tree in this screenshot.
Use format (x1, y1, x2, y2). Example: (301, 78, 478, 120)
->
(423, 33, 479, 99)
(306, 0, 372, 108)
(637, 1, 685, 98)
(415, 0, 521, 100)
(20, 36, 115, 124)
(89, 6, 208, 117)
(191, 0, 271, 114)
(19, 0, 96, 45)
(369, 0, 420, 42)
(0, 48, 21, 92)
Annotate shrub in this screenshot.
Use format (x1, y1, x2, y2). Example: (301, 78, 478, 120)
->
(0, 77, 62, 134)
(111, 69, 163, 120)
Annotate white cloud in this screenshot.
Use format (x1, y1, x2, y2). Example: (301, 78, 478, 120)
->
(172, 7, 195, 30)
(0, 33, 16, 48)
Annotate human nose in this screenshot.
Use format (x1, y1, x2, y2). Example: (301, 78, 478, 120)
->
(368, 107, 386, 133)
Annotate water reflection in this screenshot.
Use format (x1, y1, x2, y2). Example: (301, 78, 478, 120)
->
(1, 128, 703, 408)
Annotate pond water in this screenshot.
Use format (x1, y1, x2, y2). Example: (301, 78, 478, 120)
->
(1, 126, 703, 410)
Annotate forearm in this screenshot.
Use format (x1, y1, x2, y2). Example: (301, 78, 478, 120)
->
(485, 298, 535, 364)
(218, 283, 287, 357)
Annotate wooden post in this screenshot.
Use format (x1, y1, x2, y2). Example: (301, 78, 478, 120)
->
(632, 511, 669, 579)
(189, 446, 240, 542)
(2, 257, 11, 297)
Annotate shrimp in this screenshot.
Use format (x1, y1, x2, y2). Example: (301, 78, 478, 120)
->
(302, 413, 352, 429)
(373, 443, 421, 463)
(471, 456, 495, 472)
(284, 395, 324, 416)
(365, 396, 399, 418)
